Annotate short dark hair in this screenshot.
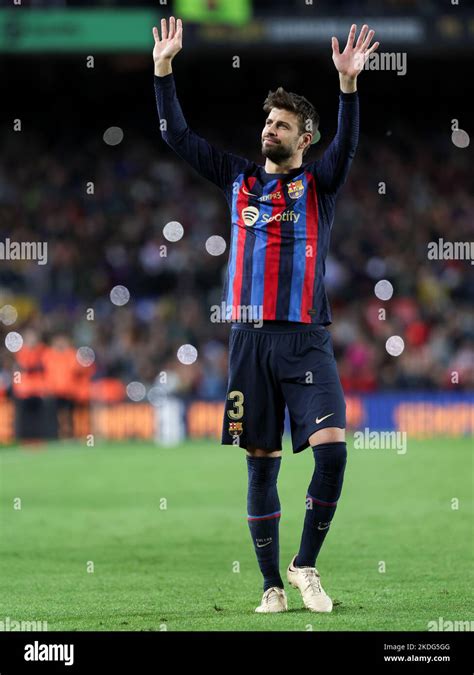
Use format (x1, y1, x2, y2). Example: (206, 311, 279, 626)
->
(263, 87, 319, 156)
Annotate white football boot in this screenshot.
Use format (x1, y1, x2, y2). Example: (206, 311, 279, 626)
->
(287, 555, 333, 612)
(254, 586, 288, 613)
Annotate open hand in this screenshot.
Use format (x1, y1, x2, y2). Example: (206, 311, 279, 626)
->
(153, 16, 183, 63)
(332, 24, 379, 80)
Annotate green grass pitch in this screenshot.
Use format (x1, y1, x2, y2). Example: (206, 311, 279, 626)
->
(0, 436, 472, 631)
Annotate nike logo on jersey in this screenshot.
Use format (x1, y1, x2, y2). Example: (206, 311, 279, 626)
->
(315, 413, 335, 424)
(242, 187, 258, 197)
(241, 187, 286, 203)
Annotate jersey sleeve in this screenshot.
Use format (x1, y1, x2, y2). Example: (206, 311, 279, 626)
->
(306, 91, 359, 195)
(154, 73, 249, 191)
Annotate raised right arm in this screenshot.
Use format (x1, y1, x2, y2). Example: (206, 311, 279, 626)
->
(153, 17, 249, 190)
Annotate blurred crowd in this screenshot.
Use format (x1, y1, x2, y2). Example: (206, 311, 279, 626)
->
(0, 112, 473, 405)
(23, 0, 451, 13)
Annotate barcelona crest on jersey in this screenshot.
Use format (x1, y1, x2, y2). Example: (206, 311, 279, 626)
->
(287, 179, 305, 200)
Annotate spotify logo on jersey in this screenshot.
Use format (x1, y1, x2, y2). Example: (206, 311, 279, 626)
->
(241, 207, 301, 227)
(241, 206, 260, 227)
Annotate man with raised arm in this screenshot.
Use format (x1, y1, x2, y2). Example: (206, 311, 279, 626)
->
(153, 16, 378, 614)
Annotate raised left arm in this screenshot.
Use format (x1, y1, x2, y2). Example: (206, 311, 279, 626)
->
(332, 23, 380, 93)
(308, 24, 379, 194)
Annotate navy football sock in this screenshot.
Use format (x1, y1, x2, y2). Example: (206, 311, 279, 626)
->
(246, 456, 284, 591)
(295, 442, 347, 568)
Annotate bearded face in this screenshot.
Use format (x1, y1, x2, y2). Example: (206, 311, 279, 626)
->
(261, 136, 297, 163)
(261, 107, 308, 164)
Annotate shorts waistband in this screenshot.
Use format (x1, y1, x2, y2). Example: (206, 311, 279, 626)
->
(230, 320, 327, 334)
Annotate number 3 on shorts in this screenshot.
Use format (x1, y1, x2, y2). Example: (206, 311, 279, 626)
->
(227, 390, 244, 420)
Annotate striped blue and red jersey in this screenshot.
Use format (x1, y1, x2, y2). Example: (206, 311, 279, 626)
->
(154, 73, 359, 325)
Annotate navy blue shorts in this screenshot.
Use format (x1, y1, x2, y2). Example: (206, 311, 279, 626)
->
(221, 321, 346, 453)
